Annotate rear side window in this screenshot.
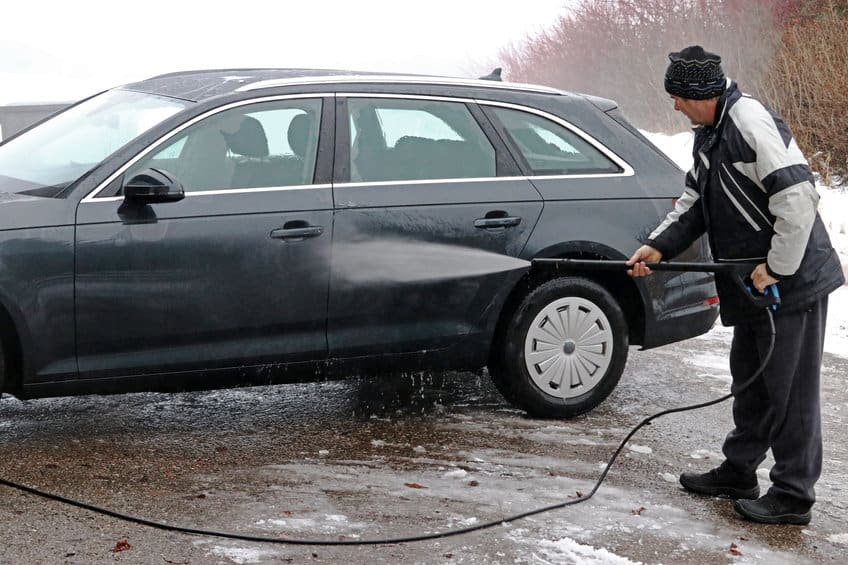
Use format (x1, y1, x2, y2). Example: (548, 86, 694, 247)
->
(347, 98, 495, 182)
(490, 107, 621, 176)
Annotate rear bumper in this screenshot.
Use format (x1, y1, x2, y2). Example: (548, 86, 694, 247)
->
(641, 302, 719, 350)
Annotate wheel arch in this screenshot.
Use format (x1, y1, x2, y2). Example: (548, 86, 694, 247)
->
(490, 241, 648, 367)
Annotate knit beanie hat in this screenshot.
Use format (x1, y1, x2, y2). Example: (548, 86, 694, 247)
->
(664, 46, 726, 100)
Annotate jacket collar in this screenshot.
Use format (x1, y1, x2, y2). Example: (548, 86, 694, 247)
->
(692, 79, 738, 154)
(712, 79, 738, 129)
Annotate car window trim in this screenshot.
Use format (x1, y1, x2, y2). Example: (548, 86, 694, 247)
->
(334, 93, 511, 185)
(80, 93, 334, 203)
(337, 176, 530, 189)
(333, 92, 526, 187)
(332, 93, 633, 186)
(466, 103, 523, 177)
(478, 100, 635, 179)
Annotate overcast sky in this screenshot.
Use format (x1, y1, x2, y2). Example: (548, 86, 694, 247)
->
(0, 0, 567, 104)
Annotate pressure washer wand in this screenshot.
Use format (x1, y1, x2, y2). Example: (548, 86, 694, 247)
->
(531, 258, 781, 309)
(533, 258, 750, 273)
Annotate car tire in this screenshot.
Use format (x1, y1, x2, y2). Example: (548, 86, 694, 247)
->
(489, 277, 628, 418)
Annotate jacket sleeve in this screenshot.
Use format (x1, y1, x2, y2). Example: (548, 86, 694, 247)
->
(646, 167, 706, 259)
(729, 97, 818, 278)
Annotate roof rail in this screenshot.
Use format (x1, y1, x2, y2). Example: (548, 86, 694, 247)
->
(235, 74, 564, 95)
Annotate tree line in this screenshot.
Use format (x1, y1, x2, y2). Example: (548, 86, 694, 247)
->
(501, 0, 847, 182)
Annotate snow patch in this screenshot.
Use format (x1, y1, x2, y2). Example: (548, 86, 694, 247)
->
(627, 444, 652, 454)
(689, 449, 722, 460)
(824, 285, 848, 358)
(255, 513, 354, 534)
(537, 537, 644, 564)
(370, 439, 386, 447)
(208, 546, 277, 564)
(659, 472, 678, 483)
(257, 517, 317, 530)
(827, 533, 848, 544)
(687, 352, 730, 373)
(326, 514, 348, 522)
(444, 468, 469, 479)
(449, 516, 478, 527)
(640, 130, 693, 171)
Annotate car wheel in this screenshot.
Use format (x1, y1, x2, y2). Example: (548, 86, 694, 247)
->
(490, 277, 628, 418)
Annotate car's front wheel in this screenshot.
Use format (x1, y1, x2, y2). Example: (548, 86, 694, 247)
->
(490, 277, 628, 418)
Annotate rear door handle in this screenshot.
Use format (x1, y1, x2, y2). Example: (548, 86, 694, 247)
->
(474, 216, 522, 229)
(270, 225, 324, 240)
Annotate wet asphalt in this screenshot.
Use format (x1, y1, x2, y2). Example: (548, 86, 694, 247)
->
(1, 325, 846, 564)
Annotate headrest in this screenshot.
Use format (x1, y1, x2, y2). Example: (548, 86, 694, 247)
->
(287, 113, 312, 158)
(224, 116, 269, 158)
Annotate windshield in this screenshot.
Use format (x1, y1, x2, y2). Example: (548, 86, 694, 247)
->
(0, 90, 191, 196)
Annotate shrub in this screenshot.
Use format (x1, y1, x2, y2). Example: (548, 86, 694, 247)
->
(501, 0, 847, 180)
(764, 0, 848, 182)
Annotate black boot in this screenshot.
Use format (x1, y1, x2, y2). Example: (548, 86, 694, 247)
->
(734, 491, 812, 525)
(679, 464, 760, 499)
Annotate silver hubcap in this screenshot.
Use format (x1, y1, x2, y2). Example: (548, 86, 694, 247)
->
(523, 296, 614, 399)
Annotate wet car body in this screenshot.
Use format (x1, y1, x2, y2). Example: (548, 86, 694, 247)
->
(0, 69, 718, 417)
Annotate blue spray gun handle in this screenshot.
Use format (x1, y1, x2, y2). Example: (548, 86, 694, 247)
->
(764, 284, 780, 311)
(741, 275, 781, 310)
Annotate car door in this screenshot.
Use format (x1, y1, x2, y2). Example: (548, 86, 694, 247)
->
(328, 94, 542, 358)
(74, 96, 334, 379)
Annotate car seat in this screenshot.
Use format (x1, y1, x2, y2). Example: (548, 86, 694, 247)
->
(227, 116, 281, 188)
(176, 126, 233, 191)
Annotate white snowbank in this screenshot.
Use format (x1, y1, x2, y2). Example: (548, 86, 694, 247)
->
(643, 130, 694, 172)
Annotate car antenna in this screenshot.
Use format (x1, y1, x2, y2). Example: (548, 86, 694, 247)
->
(479, 67, 502, 81)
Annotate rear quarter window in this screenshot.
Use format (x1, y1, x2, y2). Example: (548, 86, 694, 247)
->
(490, 107, 621, 176)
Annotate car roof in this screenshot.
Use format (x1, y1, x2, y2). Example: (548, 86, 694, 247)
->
(121, 68, 566, 102)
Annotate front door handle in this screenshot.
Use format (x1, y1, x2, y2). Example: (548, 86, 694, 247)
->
(474, 216, 522, 229)
(270, 223, 324, 240)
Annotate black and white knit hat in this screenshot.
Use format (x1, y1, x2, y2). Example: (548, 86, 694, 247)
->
(664, 46, 726, 100)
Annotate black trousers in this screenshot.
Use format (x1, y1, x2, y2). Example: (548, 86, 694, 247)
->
(722, 296, 828, 504)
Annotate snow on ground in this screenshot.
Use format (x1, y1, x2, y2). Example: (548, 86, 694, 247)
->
(202, 543, 278, 564)
(533, 537, 644, 564)
(643, 131, 848, 359)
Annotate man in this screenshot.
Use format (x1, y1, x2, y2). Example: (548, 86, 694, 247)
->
(627, 45, 844, 525)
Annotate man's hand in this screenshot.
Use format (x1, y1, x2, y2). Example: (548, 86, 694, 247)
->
(751, 262, 778, 293)
(626, 245, 663, 277)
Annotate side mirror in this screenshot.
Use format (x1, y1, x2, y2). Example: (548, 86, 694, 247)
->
(123, 168, 185, 204)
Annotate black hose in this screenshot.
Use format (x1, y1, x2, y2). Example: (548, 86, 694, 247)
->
(0, 311, 775, 546)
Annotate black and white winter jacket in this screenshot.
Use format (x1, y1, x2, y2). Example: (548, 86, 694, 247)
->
(648, 81, 844, 325)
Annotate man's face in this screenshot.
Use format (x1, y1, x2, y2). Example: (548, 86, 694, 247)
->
(671, 96, 717, 126)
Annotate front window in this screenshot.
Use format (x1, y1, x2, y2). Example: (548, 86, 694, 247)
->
(0, 90, 191, 196)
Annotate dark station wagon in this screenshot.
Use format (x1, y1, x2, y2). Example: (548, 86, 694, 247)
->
(0, 69, 718, 418)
